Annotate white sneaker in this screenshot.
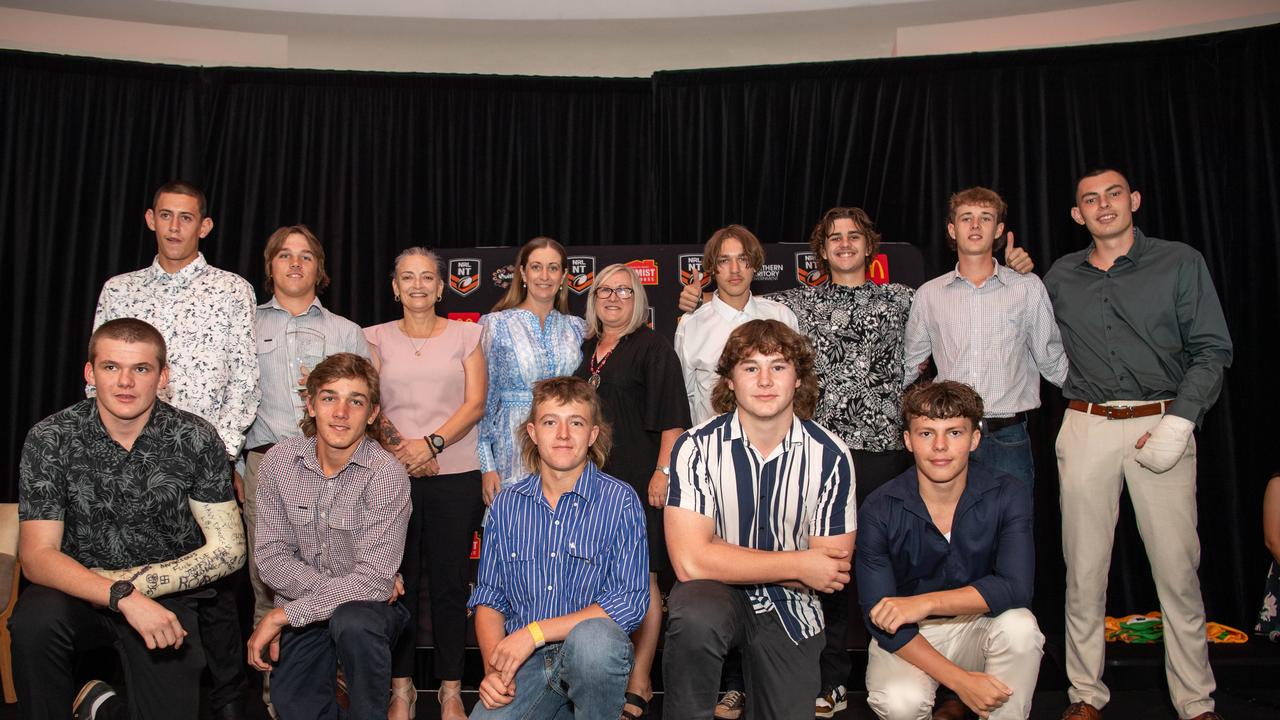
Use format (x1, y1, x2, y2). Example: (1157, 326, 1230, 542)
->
(815, 684, 848, 719)
(714, 689, 746, 719)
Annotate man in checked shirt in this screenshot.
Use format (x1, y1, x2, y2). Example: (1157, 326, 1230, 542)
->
(468, 376, 649, 718)
(247, 352, 411, 720)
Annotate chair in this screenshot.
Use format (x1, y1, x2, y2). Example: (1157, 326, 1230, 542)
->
(0, 502, 20, 703)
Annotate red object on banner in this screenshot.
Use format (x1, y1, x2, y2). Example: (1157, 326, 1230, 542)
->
(868, 253, 891, 284)
(470, 531, 481, 559)
(625, 259, 660, 285)
(448, 312, 482, 323)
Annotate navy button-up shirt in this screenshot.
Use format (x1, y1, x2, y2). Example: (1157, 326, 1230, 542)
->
(468, 462, 649, 636)
(855, 462, 1034, 653)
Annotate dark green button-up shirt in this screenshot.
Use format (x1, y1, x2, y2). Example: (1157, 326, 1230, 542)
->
(1044, 227, 1232, 426)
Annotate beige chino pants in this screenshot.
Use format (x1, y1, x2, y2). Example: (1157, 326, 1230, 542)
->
(1056, 405, 1215, 718)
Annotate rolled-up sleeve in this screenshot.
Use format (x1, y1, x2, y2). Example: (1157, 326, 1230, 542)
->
(592, 492, 649, 634)
(969, 480, 1035, 615)
(468, 500, 512, 618)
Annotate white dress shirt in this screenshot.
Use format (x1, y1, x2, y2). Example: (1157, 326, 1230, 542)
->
(673, 292, 799, 425)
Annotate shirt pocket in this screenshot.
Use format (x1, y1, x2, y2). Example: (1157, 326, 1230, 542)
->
(501, 546, 538, 609)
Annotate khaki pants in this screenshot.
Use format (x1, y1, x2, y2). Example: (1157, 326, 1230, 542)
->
(1056, 406, 1215, 717)
(865, 609, 1044, 720)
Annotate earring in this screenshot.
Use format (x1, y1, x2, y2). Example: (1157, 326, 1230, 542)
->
(394, 293, 401, 302)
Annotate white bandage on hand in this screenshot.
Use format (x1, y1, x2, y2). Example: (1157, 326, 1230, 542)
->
(1134, 414, 1195, 474)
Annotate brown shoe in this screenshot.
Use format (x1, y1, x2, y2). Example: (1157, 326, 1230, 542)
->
(1184, 713, 1224, 720)
(932, 698, 967, 720)
(1062, 702, 1102, 719)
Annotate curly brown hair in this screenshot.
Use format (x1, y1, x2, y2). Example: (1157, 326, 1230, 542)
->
(946, 187, 1007, 252)
(900, 381, 984, 429)
(518, 376, 613, 473)
(808, 207, 882, 274)
(710, 320, 819, 419)
(300, 353, 382, 439)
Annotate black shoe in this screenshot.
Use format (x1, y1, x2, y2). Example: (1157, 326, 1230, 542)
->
(72, 680, 118, 720)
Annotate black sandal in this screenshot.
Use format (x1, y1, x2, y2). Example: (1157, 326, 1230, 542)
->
(621, 691, 651, 720)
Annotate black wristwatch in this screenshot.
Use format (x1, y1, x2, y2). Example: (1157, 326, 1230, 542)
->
(427, 434, 446, 455)
(108, 580, 135, 612)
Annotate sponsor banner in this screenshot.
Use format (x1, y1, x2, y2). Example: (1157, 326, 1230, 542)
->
(678, 254, 711, 288)
(755, 262, 783, 282)
(491, 263, 515, 289)
(447, 311, 482, 323)
(868, 253, 891, 285)
(626, 258, 660, 285)
(567, 256, 596, 295)
(470, 531, 481, 560)
(794, 251, 829, 287)
(449, 258, 482, 296)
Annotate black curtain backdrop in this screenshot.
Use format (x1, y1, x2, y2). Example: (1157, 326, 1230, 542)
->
(2, 24, 1276, 634)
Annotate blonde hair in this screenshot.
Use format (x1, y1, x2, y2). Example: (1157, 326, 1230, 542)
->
(584, 264, 649, 339)
(491, 236, 570, 314)
(518, 377, 613, 473)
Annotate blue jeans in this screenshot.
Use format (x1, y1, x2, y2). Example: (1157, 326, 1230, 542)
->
(469, 617, 633, 719)
(970, 418, 1035, 488)
(271, 600, 410, 720)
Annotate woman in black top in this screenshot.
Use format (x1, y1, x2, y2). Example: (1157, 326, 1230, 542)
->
(574, 263, 690, 719)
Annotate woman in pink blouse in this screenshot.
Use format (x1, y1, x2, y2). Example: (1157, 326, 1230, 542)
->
(366, 247, 487, 720)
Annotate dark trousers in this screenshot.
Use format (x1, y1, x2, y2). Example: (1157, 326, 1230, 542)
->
(392, 470, 484, 681)
(663, 580, 823, 720)
(271, 600, 410, 720)
(816, 448, 915, 692)
(9, 584, 205, 720)
(199, 574, 248, 710)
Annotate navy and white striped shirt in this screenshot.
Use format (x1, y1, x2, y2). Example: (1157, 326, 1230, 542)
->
(468, 461, 649, 636)
(668, 410, 857, 643)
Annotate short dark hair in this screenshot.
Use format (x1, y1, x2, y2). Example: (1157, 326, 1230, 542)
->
(703, 224, 765, 275)
(901, 381, 984, 429)
(808, 207, 882, 274)
(152, 180, 208, 218)
(519, 376, 613, 472)
(88, 318, 167, 367)
(711, 319, 819, 419)
(1074, 167, 1132, 201)
(300, 353, 381, 439)
(263, 224, 330, 294)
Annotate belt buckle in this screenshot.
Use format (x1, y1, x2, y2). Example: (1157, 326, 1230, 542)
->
(1105, 405, 1130, 420)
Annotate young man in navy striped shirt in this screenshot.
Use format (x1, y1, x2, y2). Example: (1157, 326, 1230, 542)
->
(468, 376, 649, 719)
(664, 319, 857, 720)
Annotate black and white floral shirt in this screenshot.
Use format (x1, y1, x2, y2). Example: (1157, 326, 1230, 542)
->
(93, 253, 260, 458)
(19, 399, 232, 570)
(769, 282, 914, 452)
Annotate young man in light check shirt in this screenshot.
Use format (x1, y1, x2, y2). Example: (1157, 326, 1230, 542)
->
(93, 180, 259, 720)
(248, 352, 411, 720)
(674, 224, 799, 425)
(903, 187, 1068, 488)
(664, 319, 857, 720)
(468, 376, 648, 719)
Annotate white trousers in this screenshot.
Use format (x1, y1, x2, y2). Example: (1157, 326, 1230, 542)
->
(1056, 406, 1215, 718)
(865, 609, 1044, 720)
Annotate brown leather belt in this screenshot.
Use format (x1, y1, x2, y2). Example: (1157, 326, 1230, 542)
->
(247, 443, 275, 455)
(979, 413, 1026, 433)
(1067, 399, 1168, 420)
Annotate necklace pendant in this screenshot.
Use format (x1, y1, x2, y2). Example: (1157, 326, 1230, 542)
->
(414, 350, 421, 356)
(589, 373, 601, 388)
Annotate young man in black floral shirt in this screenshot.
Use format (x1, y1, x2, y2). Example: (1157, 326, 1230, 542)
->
(11, 319, 245, 720)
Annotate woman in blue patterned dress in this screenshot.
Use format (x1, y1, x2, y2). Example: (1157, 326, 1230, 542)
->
(478, 236, 586, 503)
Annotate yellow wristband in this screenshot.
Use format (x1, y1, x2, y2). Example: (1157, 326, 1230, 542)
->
(526, 621, 546, 648)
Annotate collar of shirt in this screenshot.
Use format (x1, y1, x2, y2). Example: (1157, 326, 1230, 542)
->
(260, 294, 324, 317)
(1070, 226, 1152, 273)
(80, 398, 172, 449)
(725, 409, 806, 462)
(143, 252, 209, 288)
(710, 291, 759, 321)
(292, 435, 379, 477)
(880, 462, 1005, 526)
(509, 460, 604, 507)
(946, 257, 1009, 290)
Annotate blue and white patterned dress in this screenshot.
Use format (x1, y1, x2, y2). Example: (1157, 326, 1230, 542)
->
(477, 308, 586, 488)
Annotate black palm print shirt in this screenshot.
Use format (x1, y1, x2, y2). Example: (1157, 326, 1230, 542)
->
(769, 282, 914, 452)
(19, 399, 232, 570)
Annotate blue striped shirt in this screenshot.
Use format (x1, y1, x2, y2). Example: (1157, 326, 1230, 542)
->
(668, 411, 857, 643)
(468, 461, 649, 635)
